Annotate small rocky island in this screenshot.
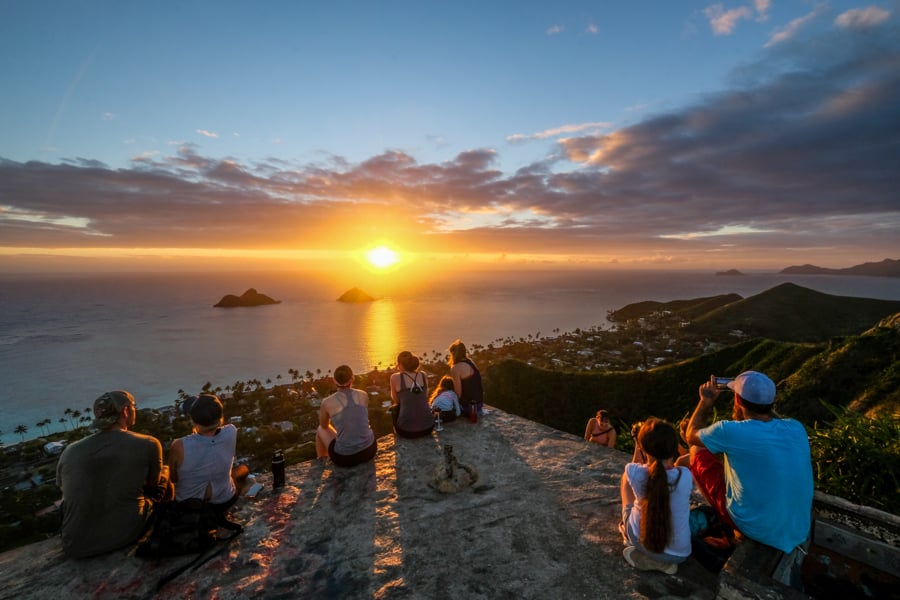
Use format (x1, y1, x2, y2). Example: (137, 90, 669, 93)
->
(214, 288, 281, 308)
(337, 287, 375, 303)
(715, 269, 746, 276)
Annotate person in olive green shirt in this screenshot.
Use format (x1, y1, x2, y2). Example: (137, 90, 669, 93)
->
(57, 390, 171, 558)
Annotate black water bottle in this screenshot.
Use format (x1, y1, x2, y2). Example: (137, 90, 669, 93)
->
(271, 450, 285, 489)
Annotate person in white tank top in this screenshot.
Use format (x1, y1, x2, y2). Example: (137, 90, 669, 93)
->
(168, 394, 248, 509)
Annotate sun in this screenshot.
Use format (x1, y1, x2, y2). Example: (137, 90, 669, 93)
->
(366, 245, 399, 269)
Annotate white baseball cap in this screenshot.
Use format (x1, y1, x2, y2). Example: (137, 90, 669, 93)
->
(727, 371, 776, 405)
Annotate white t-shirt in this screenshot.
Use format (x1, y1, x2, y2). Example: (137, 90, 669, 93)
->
(624, 463, 693, 558)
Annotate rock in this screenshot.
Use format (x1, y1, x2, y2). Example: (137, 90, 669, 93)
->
(214, 288, 281, 308)
(0, 409, 720, 599)
(428, 444, 478, 493)
(337, 287, 375, 303)
(715, 269, 745, 276)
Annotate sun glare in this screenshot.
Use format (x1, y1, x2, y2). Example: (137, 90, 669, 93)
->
(366, 245, 399, 269)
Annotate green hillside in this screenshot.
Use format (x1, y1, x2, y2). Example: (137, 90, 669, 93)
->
(779, 313, 900, 422)
(607, 293, 743, 323)
(483, 339, 825, 437)
(484, 311, 900, 435)
(692, 283, 900, 342)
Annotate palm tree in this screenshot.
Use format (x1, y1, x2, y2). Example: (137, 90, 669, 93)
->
(14, 424, 28, 442)
(64, 407, 76, 429)
(71, 410, 82, 428)
(58, 417, 68, 431)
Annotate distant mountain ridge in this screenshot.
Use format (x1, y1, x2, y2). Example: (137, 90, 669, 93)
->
(692, 282, 900, 341)
(610, 283, 900, 342)
(607, 293, 743, 323)
(780, 258, 900, 277)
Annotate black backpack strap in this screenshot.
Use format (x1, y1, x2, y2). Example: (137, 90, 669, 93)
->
(155, 516, 243, 591)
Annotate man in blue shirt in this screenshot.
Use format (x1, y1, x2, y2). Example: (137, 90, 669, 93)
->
(685, 371, 813, 554)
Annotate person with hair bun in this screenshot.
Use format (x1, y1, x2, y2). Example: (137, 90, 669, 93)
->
(620, 417, 693, 574)
(168, 393, 247, 511)
(316, 365, 377, 467)
(390, 351, 434, 438)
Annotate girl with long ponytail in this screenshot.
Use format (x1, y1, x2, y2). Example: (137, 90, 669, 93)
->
(620, 417, 693, 574)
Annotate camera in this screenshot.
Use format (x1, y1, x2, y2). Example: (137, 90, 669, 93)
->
(714, 377, 735, 390)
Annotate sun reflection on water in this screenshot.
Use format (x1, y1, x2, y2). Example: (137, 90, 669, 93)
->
(361, 300, 401, 371)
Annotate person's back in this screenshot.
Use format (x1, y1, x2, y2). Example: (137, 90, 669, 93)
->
(175, 424, 238, 503)
(699, 416, 812, 551)
(170, 394, 240, 506)
(687, 371, 814, 555)
(331, 388, 376, 454)
(395, 371, 434, 433)
(57, 428, 160, 557)
(316, 365, 378, 467)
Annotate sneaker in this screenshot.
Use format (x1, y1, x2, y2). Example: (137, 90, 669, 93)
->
(623, 546, 678, 575)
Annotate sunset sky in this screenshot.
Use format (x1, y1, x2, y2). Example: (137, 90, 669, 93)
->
(1, 1, 898, 273)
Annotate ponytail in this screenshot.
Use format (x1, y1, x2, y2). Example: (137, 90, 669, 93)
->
(639, 458, 672, 553)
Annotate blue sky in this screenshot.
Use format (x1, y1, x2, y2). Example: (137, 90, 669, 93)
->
(0, 1, 898, 271)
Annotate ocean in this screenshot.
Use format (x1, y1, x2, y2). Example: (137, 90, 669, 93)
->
(2, 268, 900, 446)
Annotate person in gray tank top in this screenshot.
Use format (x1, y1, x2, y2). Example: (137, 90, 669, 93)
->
(316, 365, 377, 467)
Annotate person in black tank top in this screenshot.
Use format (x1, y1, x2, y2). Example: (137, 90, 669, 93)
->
(390, 351, 434, 438)
(448, 339, 484, 416)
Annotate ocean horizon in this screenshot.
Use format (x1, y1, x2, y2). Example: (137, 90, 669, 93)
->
(3, 268, 900, 446)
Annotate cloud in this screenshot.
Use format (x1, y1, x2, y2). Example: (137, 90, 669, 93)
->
(703, 3, 752, 35)
(835, 6, 891, 29)
(547, 24, 564, 35)
(586, 23, 598, 34)
(506, 122, 612, 144)
(196, 129, 219, 138)
(764, 7, 826, 48)
(1, 21, 898, 265)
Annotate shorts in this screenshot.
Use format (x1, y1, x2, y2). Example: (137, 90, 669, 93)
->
(689, 448, 737, 530)
(329, 438, 378, 467)
(393, 424, 434, 439)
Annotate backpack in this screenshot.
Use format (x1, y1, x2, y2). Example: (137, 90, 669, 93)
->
(689, 505, 737, 572)
(135, 499, 243, 590)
